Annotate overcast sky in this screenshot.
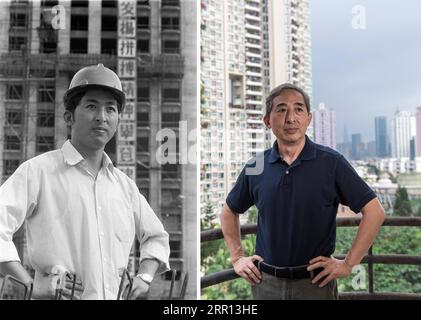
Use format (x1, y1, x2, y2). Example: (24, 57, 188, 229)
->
(310, 0, 421, 143)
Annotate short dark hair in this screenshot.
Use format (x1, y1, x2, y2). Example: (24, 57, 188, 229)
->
(64, 91, 85, 113)
(63, 88, 123, 113)
(265, 83, 311, 115)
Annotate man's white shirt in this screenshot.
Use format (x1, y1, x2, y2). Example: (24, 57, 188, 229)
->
(0, 140, 170, 299)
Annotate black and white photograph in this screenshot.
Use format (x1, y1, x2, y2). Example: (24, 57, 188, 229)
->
(0, 0, 197, 300)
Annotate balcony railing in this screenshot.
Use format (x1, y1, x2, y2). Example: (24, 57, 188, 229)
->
(201, 217, 421, 300)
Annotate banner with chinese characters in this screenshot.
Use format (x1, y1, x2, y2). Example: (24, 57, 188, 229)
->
(117, 0, 137, 183)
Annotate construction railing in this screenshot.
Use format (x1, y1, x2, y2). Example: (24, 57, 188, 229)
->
(201, 217, 421, 300)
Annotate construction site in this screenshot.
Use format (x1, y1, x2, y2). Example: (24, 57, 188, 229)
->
(0, 0, 197, 299)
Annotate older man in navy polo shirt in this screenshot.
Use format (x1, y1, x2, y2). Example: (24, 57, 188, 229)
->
(220, 83, 385, 300)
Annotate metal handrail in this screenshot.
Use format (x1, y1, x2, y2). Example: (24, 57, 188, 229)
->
(0, 275, 33, 300)
(201, 217, 421, 299)
(54, 272, 77, 300)
(201, 217, 421, 242)
(117, 268, 134, 300)
(167, 269, 176, 300)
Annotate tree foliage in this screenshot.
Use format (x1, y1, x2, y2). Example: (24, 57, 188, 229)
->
(201, 201, 217, 230)
(394, 186, 412, 216)
(335, 226, 421, 294)
(201, 235, 256, 300)
(201, 206, 259, 299)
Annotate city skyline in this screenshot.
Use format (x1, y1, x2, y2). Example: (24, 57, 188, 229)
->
(311, 0, 421, 143)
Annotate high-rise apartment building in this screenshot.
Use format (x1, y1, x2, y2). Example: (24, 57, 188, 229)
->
(351, 133, 363, 160)
(266, 0, 313, 143)
(391, 110, 416, 159)
(313, 102, 336, 149)
(267, 0, 312, 103)
(200, 0, 312, 215)
(375, 116, 389, 158)
(0, 0, 196, 299)
(201, 0, 266, 214)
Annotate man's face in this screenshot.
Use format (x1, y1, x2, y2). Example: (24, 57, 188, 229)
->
(67, 89, 119, 150)
(263, 89, 312, 145)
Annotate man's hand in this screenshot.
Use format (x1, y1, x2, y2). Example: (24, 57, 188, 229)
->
(60, 276, 84, 300)
(126, 277, 150, 300)
(32, 273, 84, 300)
(307, 256, 352, 287)
(232, 255, 263, 285)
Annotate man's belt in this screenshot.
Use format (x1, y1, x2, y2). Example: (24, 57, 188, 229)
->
(254, 260, 323, 280)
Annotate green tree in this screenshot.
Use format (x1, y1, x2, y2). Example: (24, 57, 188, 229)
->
(201, 235, 256, 300)
(388, 173, 397, 183)
(367, 164, 380, 177)
(201, 201, 222, 268)
(394, 186, 412, 216)
(201, 201, 217, 230)
(335, 226, 421, 294)
(200, 202, 258, 300)
(200, 82, 207, 116)
(247, 206, 258, 223)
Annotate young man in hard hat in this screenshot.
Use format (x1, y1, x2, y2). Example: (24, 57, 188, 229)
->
(0, 64, 170, 299)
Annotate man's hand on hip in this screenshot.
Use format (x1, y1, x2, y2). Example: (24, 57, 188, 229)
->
(232, 255, 263, 285)
(307, 256, 353, 287)
(33, 272, 83, 300)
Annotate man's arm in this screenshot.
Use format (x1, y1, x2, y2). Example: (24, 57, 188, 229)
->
(128, 183, 170, 299)
(133, 184, 170, 273)
(0, 162, 37, 286)
(220, 203, 262, 285)
(128, 258, 160, 300)
(344, 197, 385, 267)
(308, 197, 385, 287)
(0, 261, 32, 284)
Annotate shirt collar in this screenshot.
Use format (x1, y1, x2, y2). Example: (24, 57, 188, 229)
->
(268, 141, 281, 163)
(61, 140, 114, 172)
(268, 135, 317, 164)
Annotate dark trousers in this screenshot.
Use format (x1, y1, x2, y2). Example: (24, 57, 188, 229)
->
(251, 272, 338, 300)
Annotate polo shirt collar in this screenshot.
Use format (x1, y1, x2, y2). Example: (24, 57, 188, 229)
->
(268, 135, 316, 164)
(61, 140, 114, 172)
(268, 142, 281, 163)
(300, 136, 317, 161)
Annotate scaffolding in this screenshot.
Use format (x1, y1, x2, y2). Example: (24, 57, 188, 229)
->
(0, 1, 60, 165)
(0, 0, 190, 300)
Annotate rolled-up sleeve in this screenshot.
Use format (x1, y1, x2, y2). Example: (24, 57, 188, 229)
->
(0, 162, 37, 263)
(132, 182, 170, 273)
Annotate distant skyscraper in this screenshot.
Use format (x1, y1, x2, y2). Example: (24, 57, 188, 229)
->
(367, 141, 377, 158)
(313, 102, 336, 149)
(351, 134, 362, 160)
(391, 110, 416, 158)
(416, 107, 421, 157)
(410, 137, 416, 160)
(375, 116, 388, 158)
(343, 124, 349, 144)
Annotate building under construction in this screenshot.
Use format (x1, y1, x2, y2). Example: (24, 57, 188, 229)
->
(0, 0, 197, 299)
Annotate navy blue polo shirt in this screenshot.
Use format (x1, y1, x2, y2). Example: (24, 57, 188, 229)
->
(226, 136, 377, 267)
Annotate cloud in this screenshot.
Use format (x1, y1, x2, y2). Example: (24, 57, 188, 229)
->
(310, 0, 421, 142)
